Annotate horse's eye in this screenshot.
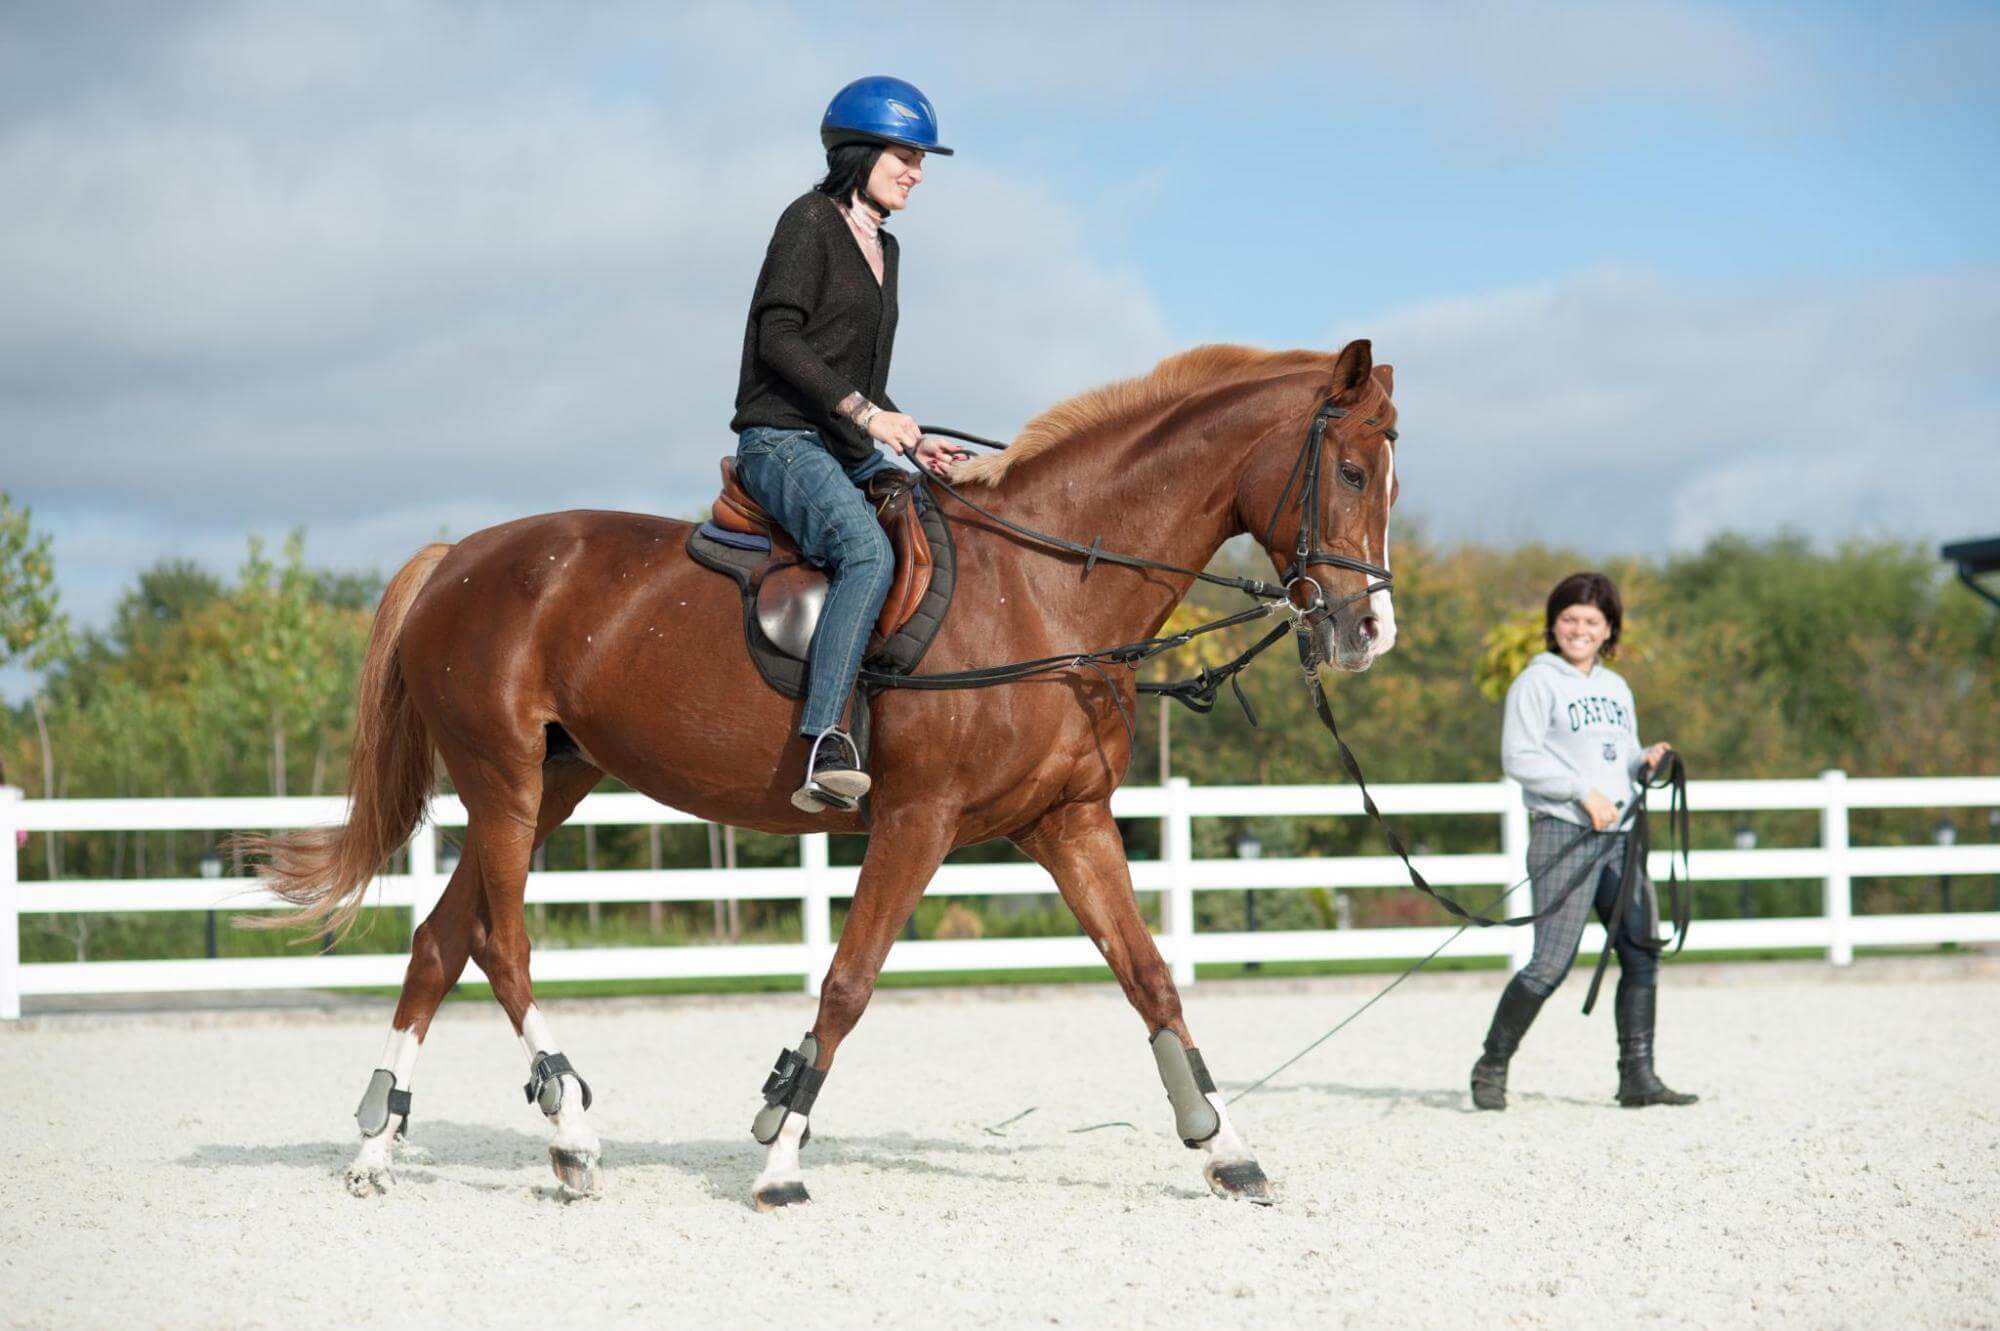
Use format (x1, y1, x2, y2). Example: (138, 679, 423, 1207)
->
(1339, 462, 1367, 491)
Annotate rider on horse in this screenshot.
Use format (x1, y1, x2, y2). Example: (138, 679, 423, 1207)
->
(729, 76, 968, 813)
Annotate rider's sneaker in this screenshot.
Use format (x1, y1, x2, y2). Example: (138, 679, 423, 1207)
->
(790, 732, 870, 813)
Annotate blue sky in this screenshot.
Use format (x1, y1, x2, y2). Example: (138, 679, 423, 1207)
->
(1, 1, 1996, 698)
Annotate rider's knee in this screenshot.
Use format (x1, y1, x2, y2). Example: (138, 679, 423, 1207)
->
(842, 522, 892, 573)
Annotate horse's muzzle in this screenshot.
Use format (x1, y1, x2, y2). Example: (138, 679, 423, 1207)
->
(1323, 597, 1389, 672)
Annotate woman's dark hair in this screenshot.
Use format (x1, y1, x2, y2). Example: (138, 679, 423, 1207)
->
(815, 143, 886, 216)
(1544, 571, 1623, 659)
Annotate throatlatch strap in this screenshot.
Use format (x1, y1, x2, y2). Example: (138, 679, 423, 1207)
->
(525, 1051, 594, 1115)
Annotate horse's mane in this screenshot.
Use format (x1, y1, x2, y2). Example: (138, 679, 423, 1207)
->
(952, 344, 1335, 487)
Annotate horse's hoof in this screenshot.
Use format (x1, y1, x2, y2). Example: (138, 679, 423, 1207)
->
(753, 1180, 811, 1212)
(1204, 1158, 1275, 1205)
(550, 1147, 603, 1196)
(345, 1165, 391, 1198)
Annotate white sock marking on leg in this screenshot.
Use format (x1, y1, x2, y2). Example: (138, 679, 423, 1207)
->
(347, 1025, 423, 1189)
(519, 1004, 599, 1155)
(1200, 1095, 1255, 1166)
(753, 1113, 809, 1195)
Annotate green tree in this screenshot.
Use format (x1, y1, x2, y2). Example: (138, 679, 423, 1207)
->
(0, 492, 74, 872)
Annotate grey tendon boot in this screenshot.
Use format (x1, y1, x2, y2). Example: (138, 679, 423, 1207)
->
(1470, 975, 1547, 1111)
(1614, 978, 1699, 1107)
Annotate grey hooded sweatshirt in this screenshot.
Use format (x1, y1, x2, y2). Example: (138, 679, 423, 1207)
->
(1502, 651, 1651, 826)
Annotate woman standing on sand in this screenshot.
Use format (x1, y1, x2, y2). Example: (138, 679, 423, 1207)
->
(1469, 572, 1699, 1111)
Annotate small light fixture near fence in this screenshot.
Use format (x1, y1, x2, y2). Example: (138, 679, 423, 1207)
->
(198, 850, 223, 880)
(1732, 824, 1757, 852)
(1233, 830, 1262, 860)
(1932, 819, 1957, 848)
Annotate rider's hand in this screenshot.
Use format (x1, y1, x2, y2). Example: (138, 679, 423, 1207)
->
(912, 435, 968, 479)
(1643, 741, 1673, 772)
(1582, 790, 1620, 831)
(867, 410, 923, 452)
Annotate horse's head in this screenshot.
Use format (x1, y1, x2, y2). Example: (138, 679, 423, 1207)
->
(1241, 338, 1399, 673)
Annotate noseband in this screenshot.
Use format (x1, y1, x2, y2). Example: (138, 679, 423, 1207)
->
(1259, 400, 1396, 631)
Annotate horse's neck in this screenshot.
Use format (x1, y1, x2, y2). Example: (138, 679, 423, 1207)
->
(964, 383, 1293, 650)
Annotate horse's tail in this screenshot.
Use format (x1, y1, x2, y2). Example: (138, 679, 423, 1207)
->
(237, 542, 453, 939)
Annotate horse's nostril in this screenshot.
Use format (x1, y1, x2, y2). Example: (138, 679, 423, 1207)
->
(1358, 615, 1380, 642)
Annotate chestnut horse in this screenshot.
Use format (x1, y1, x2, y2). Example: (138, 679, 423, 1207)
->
(249, 338, 1400, 1207)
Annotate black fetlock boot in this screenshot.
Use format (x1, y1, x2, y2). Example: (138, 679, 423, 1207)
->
(1615, 978, 1698, 1107)
(1470, 975, 1547, 1111)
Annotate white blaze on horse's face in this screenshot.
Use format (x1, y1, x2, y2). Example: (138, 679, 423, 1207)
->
(1318, 426, 1398, 672)
(1368, 447, 1398, 657)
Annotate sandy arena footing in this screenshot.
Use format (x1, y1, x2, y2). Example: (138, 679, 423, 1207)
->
(2, 956, 1994, 1330)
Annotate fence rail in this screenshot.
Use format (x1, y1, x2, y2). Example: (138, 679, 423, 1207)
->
(4, 772, 1998, 1018)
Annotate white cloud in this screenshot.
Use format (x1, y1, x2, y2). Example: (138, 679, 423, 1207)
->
(0, 1, 1176, 656)
(1347, 265, 2000, 553)
(0, 0, 1990, 699)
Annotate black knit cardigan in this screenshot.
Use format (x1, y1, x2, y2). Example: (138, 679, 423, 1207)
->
(730, 191, 900, 466)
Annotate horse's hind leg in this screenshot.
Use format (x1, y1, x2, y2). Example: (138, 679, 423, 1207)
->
(465, 754, 607, 1194)
(749, 806, 954, 1211)
(1015, 800, 1273, 1204)
(344, 844, 487, 1197)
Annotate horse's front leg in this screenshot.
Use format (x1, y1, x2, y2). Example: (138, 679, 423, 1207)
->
(1016, 799, 1273, 1203)
(749, 806, 954, 1211)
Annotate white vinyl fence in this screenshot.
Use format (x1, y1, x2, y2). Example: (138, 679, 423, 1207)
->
(4, 773, 1999, 1019)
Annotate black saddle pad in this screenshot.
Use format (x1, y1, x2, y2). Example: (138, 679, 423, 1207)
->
(685, 478, 957, 703)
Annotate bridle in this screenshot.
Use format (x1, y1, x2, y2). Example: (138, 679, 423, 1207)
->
(866, 394, 1398, 715)
(920, 393, 1397, 639)
(1257, 399, 1397, 637)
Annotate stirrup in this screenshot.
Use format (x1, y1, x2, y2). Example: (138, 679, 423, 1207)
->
(792, 729, 869, 813)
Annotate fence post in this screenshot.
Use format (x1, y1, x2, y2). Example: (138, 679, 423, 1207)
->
(802, 833, 832, 995)
(1165, 777, 1196, 985)
(1500, 781, 1533, 974)
(407, 819, 440, 940)
(0, 785, 20, 1020)
(1821, 769, 1853, 967)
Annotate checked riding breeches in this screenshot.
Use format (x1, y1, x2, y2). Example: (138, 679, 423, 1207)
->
(1516, 814, 1660, 997)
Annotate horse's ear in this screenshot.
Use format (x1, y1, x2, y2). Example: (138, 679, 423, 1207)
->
(1375, 364, 1394, 398)
(1330, 339, 1373, 402)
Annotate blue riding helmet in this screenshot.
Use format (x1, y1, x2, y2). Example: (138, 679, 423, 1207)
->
(820, 76, 954, 156)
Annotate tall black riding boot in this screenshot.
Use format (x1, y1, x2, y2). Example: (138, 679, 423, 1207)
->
(1615, 977, 1698, 1107)
(1470, 975, 1548, 1111)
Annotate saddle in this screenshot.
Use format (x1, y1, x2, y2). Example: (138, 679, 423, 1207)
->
(687, 458, 957, 703)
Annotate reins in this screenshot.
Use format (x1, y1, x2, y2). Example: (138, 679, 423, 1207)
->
(869, 413, 1689, 1003)
(1226, 752, 1691, 1103)
(866, 413, 1694, 1090)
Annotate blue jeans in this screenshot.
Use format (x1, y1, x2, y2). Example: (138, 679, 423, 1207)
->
(734, 426, 894, 737)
